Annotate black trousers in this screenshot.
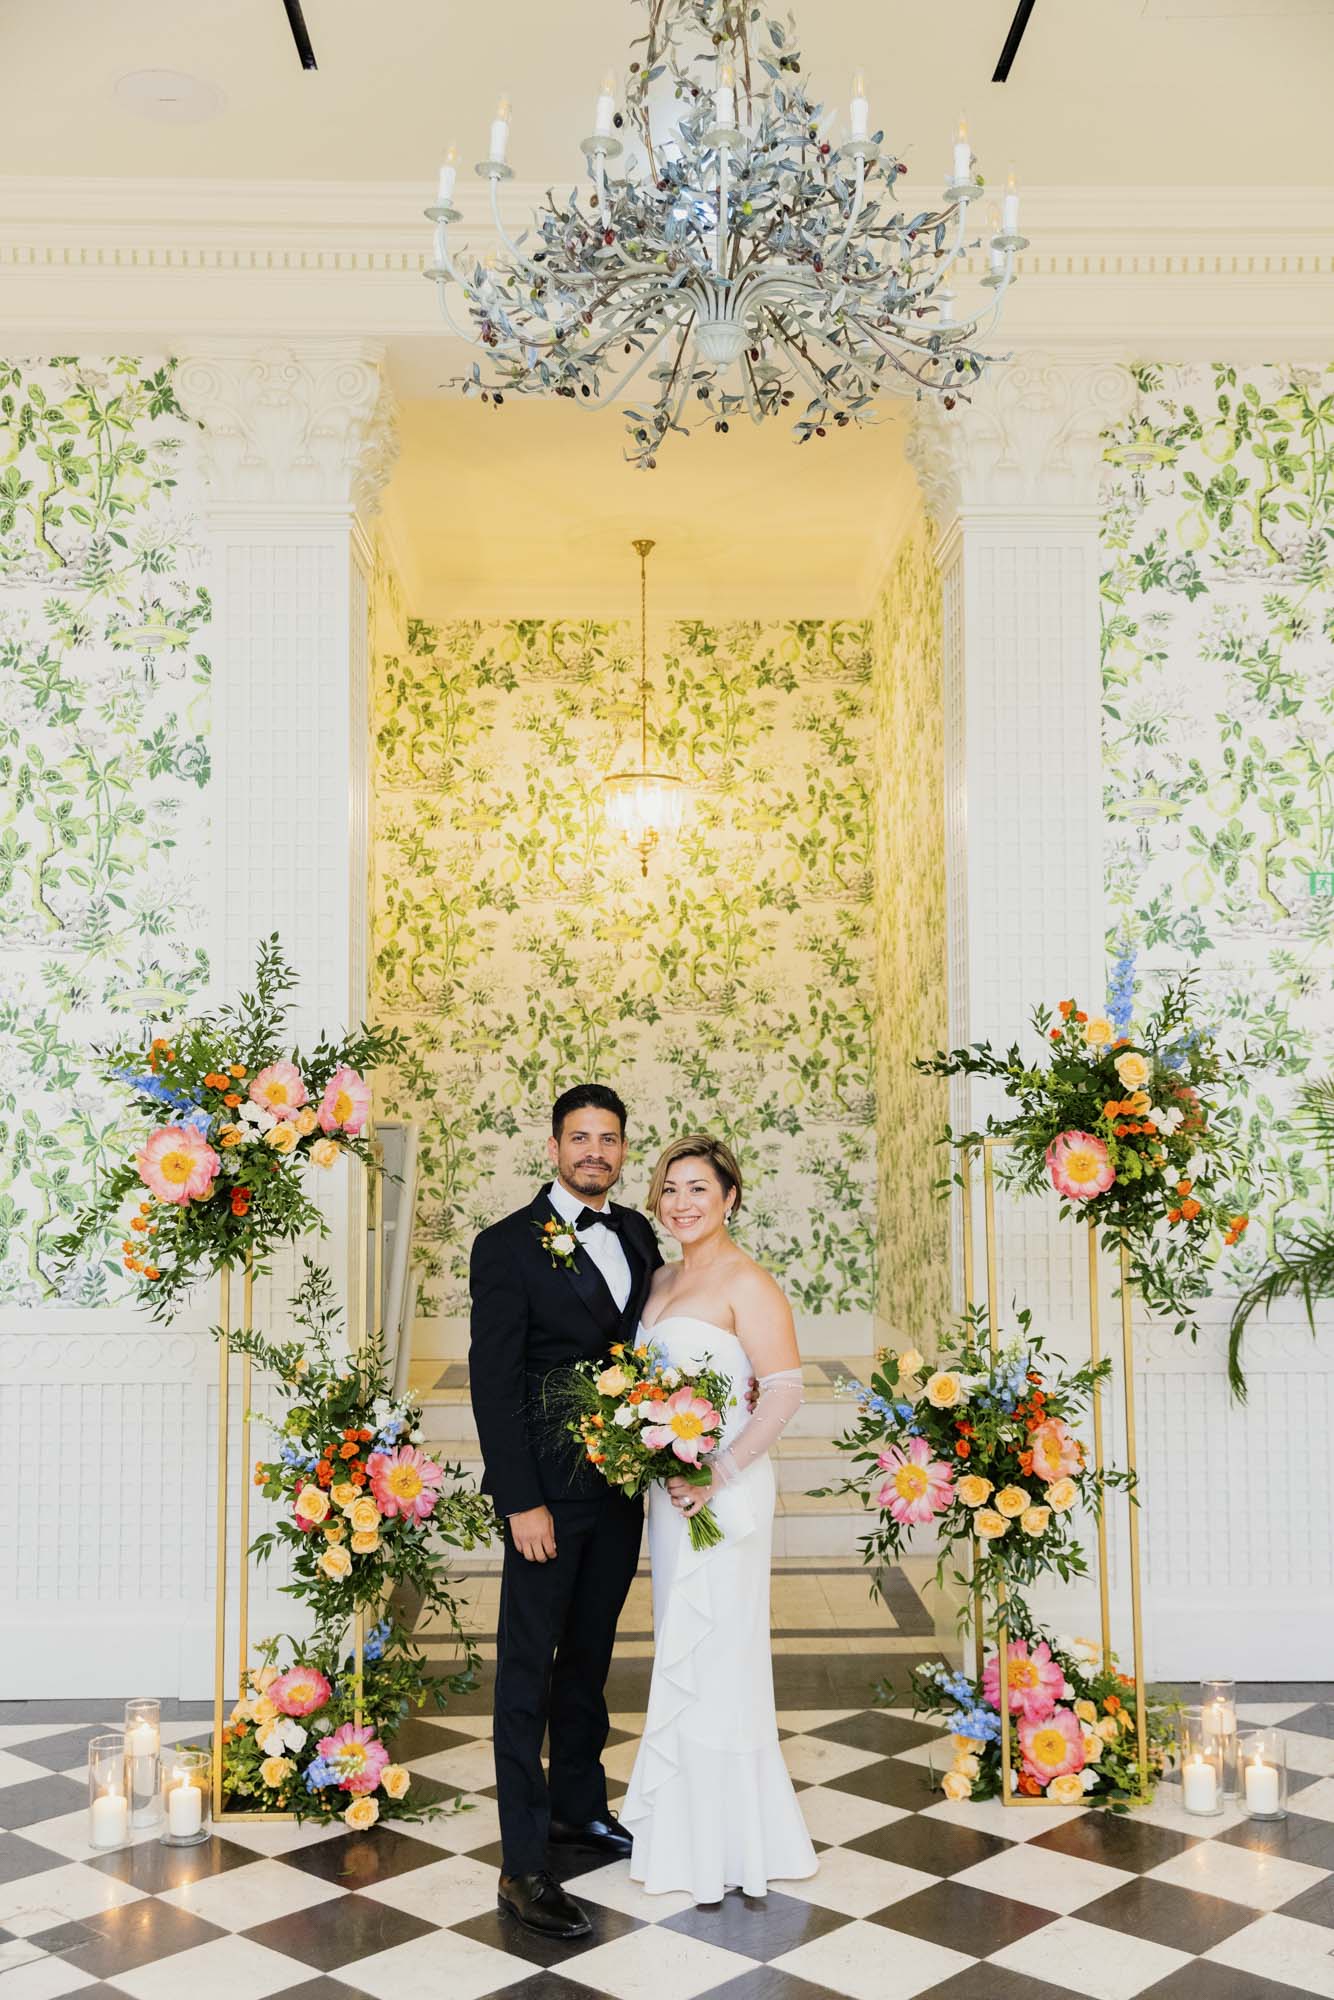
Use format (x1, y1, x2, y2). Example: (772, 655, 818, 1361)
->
(492, 1493, 644, 1876)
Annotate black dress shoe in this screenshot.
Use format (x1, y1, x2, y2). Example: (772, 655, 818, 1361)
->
(498, 1869, 592, 1939)
(548, 1812, 633, 1858)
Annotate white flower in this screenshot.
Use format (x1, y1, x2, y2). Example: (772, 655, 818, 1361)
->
(662, 1368, 681, 1388)
(613, 1405, 639, 1428)
(1147, 1104, 1184, 1135)
(550, 1231, 577, 1257)
(1080, 1766, 1100, 1792)
(1061, 1681, 1075, 1699)
(240, 1101, 277, 1133)
(409, 1428, 423, 1444)
(259, 1718, 307, 1757)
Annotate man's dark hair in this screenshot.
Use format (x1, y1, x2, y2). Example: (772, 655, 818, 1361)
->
(552, 1083, 628, 1139)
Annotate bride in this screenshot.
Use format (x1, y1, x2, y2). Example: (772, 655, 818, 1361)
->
(620, 1133, 817, 1902)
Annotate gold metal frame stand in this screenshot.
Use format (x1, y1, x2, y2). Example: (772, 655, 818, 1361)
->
(958, 1139, 1150, 1807)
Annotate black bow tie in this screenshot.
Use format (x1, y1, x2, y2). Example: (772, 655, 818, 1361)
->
(576, 1206, 622, 1234)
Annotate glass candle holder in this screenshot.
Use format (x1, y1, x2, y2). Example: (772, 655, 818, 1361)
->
(88, 1733, 130, 1849)
(1241, 1728, 1287, 1820)
(1177, 1710, 1226, 1818)
(1199, 1678, 1239, 1796)
(161, 1749, 211, 1846)
(123, 1698, 162, 1826)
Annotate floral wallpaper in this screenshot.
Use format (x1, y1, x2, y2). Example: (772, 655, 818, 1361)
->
(370, 613, 877, 1340)
(0, 356, 212, 1306)
(870, 516, 950, 1338)
(1101, 362, 1334, 1275)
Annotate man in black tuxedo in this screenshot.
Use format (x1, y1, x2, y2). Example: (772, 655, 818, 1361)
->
(469, 1083, 662, 1939)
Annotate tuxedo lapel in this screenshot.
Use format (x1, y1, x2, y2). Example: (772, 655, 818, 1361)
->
(532, 1189, 623, 1342)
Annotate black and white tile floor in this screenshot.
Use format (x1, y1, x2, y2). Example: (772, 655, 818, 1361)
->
(4, 1666, 1334, 2000)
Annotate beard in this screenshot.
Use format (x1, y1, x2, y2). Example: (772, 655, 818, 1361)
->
(566, 1159, 617, 1192)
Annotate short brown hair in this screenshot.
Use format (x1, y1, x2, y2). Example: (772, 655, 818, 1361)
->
(646, 1134, 743, 1219)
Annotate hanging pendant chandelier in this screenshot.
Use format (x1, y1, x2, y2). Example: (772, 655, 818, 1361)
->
(424, 0, 1026, 468)
(604, 538, 688, 875)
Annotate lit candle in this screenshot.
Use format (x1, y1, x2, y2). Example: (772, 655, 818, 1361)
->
(952, 114, 971, 185)
(1203, 1698, 1236, 1738)
(489, 95, 511, 166)
(1244, 1755, 1279, 1816)
(849, 70, 869, 141)
(437, 144, 459, 207)
(986, 205, 1004, 275)
(1002, 165, 1021, 234)
(1182, 1755, 1218, 1815)
(91, 1786, 128, 1848)
(715, 58, 735, 130)
(594, 71, 616, 139)
(167, 1772, 203, 1838)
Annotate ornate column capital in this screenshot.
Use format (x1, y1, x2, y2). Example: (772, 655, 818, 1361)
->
(175, 340, 398, 518)
(905, 354, 1135, 527)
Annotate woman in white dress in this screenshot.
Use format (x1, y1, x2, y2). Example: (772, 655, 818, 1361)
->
(620, 1134, 817, 1903)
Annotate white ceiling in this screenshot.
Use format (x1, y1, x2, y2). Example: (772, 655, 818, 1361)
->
(4, 0, 1333, 188)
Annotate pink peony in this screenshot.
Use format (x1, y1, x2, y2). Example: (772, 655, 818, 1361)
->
(1031, 1417, 1084, 1482)
(875, 1437, 955, 1527)
(1046, 1129, 1115, 1202)
(983, 1638, 1066, 1722)
(269, 1666, 332, 1717)
(1019, 1706, 1086, 1783)
(136, 1124, 221, 1204)
(639, 1386, 723, 1465)
(249, 1061, 308, 1121)
(318, 1721, 389, 1794)
(368, 1444, 444, 1521)
(318, 1065, 372, 1136)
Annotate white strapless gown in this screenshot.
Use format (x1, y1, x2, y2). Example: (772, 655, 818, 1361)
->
(620, 1316, 817, 1901)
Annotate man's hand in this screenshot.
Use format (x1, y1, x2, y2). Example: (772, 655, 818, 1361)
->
(508, 1504, 557, 1561)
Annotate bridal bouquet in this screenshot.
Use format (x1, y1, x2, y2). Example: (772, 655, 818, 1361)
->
(818, 1315, 1130, 1621)
(915, 967, 1256, 1335)
(53, 936, 403, 1312)
(902, 1634, 1175, 1809)
(545, 1339, 738, 1551)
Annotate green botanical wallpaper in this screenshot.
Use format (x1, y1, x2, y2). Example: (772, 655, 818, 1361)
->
(0, 356, 212, 1306)
(1101, 362, 1334, 1276)
(370, 613, 877, 1339)
(870, 516, 949, 1339)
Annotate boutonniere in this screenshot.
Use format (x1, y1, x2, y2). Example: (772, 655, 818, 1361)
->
(534, 1217, 580, 1270)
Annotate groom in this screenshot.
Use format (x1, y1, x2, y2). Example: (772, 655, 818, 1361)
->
(469, 1083, 662, 1938)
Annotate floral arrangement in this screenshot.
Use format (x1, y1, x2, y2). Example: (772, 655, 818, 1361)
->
(54, 937, 403, 1313)
(818, 1315, 1129, 1621)
(542, 1337, 737, 1551)
(902, 1633, 1175, 1809)
(219, 1260, 496, 1824)
(915, 967, 1257, 1335)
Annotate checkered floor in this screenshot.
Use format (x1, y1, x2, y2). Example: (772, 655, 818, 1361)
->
(4, 1677, 1334, 2000)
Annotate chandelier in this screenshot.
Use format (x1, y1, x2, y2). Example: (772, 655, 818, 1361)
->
(424, 0, 1026, 468)
(604, 538, 688, 875)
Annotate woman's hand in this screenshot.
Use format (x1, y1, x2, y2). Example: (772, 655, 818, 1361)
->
(666, 1473, 713, 1516)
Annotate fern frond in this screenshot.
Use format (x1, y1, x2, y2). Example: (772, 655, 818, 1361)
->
(1227, 1227, 1334, 1398)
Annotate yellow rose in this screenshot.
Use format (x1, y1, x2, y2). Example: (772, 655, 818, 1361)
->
(1046, 1477, 1079, 1512)
(348, 1495, 382, 1534)
(1083, 1731, 1103, 1761)
(1020, 1505, 1052, 1537)
(259, 1756, 295, 1787)
(344, 1794, 380, 1830)
(1074, 1698, 1098, 1726)
(381, 1764, 410, 1800)
(995, 1485, 1030, 1518)
(332, 1482, 358, 1510)
(925, 1370, 964, 1409)
(596, 1365, 629, 1397)
(252, 1665, 279, 1693)
(310, 1137, 341, 1169)
(250, 1696, 278, 1727)
(1114, 1051, 1150, 1090)
(1097, 1716, 1120, 1742)
(1047, 1772, 1085, 1805)
(323, 1520, 346, 1543)
(975, 1508, 1009, 1539)
(294, 1484, 330, 1526)
(941, 1770, 973, 1801)
(953, 1753, 980, 1780)
(952, 1733, 985, 1754)
(318, 1544, 352, 1581)
(897, 1347, 925, 1378)
(956, 1475, 993, 1509)
(351, 1530, 380, 1554)
(295, 1106, 319, 1136)
(228, 1699, 253, 1726)
(265, 1119, 299, 1154)
(1084, 1017, 1113, 1048)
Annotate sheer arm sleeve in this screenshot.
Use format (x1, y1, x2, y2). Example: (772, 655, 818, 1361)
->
(710, 1367, 804, 1486)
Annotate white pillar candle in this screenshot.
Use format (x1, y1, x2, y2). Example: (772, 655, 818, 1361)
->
(1002, 166, 1021, 234)
(952, 115, 971, 184)
(1244, 1756, 1279, 1816)
(489, 96, 511, 166)
(1203, 1699, 1236, 1737)
(126, 1719, 158, 1788)
(437, 145, 458, 206)
(167, 1777, 203, 1838)
(715, 59, 735, 130)
(1182, 1756, 1218, 1814)
(594, 72, 616, 139)
(849, 71, 869, 141)
(91, 1788, 128, 1847)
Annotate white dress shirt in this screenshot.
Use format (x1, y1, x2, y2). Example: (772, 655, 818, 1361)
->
(549, 1178, 632, 1313)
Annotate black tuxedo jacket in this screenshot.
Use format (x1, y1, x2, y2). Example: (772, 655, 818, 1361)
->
(468, 1185, 663, 1517)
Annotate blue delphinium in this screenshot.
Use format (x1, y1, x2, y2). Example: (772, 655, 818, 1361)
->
(948, 1704, 1002, 1744)
(180, 1106, 213, 1135)
(363, 1620, 391, 1663)
(1107, 943, 1137, 1037)
(112, 1068, 196, 1113)
(1161, 1028, 1200, 1072)
(280, 1440, 320, 1474)
(304, 1756, 335, 1791)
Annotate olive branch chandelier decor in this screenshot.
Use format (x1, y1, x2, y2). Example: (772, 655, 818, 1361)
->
(604, 536, 688, 873)
(424, 0, 1027, 468)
